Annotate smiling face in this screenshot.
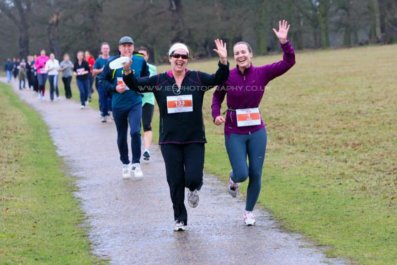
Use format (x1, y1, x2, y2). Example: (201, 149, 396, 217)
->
(101, 44, 110, 57)
(169, 48, 189, 74)
(119, 43, 134, 57)
(233, 43, 253, 71)
(49, 53, 55, 60)
(77, 51, 84, 61)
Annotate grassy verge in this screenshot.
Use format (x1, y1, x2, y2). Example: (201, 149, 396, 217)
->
(160, 44, 397, 265)
(0, 82, 106, 265)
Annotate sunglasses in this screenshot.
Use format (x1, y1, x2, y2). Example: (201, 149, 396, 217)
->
(171, 54, 189, 59)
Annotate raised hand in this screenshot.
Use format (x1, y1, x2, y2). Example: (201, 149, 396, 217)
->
(273, 20, 290, 44)
(213, 39, 228, 65)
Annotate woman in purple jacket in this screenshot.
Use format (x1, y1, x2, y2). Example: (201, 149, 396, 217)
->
(212, 20, 295, 226)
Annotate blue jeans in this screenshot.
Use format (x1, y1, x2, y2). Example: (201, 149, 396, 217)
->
(96, 82, 112, 117)
(76, 78, 90, 106)
(112, 104, 142, 164)
(48, 75, 59, 101)
(6, 70, 12, 82)
(225, 128, 267, 211)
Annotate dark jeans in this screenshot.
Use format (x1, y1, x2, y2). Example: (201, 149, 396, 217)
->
(33, 75, 39, 92)
(37, 73, 48, 96)
(112, 104, 142, 164)
(96, 82, 112, 117)
(160, 143, 204, 225)
(87, 73, 94, 100)
(48, 75, 59, 101)
(27, 71, 34, 88)
(76, 78, 90, 106)
(225, 128, 267, 211)
(62, 76, 72, 99)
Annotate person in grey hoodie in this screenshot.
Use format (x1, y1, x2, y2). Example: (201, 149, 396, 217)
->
(59, 53, 74, 99)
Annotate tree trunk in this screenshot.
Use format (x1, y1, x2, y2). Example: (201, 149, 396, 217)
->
(48, 12, 61, 58)
(18, 26, 29, 58)
(256, 0, 269, 54)
(318, 0, 330, 48)
(0, 0, 31, 58)
(370, 0, 382, 42)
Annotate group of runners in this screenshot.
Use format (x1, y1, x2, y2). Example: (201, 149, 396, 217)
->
(119, 19, 295, 230)
(4, 20, 295, 231)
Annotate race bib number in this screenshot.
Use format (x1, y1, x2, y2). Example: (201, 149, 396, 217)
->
(236, 108, 261, 127)
(167, 95, 193, 114)
(76, 68, 85, 75)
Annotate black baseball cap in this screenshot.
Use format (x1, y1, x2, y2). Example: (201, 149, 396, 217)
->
(119, 36, 134, 45)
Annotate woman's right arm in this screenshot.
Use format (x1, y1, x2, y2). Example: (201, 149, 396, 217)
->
(123, 71, 158, 93)
(211, 85, 227, 125)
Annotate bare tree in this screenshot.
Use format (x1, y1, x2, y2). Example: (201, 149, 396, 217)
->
(0, 0, 32, 58)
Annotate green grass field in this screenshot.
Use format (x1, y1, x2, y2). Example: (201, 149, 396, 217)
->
(157, 44, 397, 265)
(14, 43, 396, 265)
(0, 83, 106, 264)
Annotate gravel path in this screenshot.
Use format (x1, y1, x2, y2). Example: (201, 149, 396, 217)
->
(6, 79, 346, 265)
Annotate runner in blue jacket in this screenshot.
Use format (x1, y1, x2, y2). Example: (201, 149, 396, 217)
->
(98, 36, 149, 179)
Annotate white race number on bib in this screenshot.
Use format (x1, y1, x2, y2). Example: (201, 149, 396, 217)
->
(167, 95, 193, 114)
(236, 108, 261, 127)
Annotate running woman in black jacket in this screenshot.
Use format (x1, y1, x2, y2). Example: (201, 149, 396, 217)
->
(123, 39, 229, 231)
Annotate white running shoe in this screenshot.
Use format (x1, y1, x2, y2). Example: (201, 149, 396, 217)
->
(122, 164, 131, 179)
(131, 163, 143, 179)
(101, 116, 107, 123)
(174, 221, 187, 232)
(80, 105, 85, 109)
(244, 211, 256, 226)
(187, 189, 199, 208)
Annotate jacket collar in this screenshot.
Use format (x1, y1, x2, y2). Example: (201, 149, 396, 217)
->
(236, 64, 253, 76)
(166, 69, 189, 78)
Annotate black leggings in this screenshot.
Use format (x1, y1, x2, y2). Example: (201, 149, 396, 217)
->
(142, 103, 154, 132)
(160, 143, 204, 225)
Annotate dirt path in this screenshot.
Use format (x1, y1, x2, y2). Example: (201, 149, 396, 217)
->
(5, 79, 346, 265)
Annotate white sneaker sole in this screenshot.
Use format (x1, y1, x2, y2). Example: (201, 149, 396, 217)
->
(174, 226, 187, 232)
(122, 172, 132, 179)
(133, 172, 144, 179)
(244, 220, 256, 226)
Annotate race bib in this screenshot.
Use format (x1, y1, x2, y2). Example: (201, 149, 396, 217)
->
(76, 68, 85, 75)
(117, 77, 129, 90)
(167, 95, 193, 114)
(236, 108, 261, 127)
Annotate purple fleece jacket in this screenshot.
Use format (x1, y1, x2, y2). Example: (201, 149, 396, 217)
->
(211, 41, 295, 135)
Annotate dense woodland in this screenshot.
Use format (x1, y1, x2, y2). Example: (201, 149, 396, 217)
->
(1, 0, 396, 63)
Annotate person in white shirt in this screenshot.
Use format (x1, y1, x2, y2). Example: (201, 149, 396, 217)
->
(45, 53, 60, 101)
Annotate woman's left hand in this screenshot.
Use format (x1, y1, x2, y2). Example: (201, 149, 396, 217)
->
(273, 20, 290, 44)
(213, 39, 228, 65)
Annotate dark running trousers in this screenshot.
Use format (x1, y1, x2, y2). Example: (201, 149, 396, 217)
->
(160, 143, 204, 225)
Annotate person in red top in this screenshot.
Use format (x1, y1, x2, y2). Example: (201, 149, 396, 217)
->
(85, 50, 95, 102)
